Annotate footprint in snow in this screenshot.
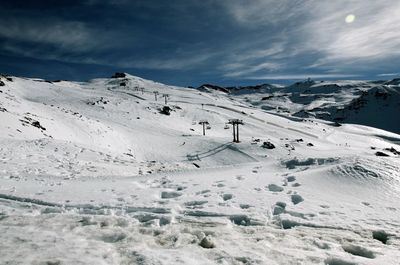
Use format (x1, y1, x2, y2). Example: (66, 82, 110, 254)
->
(291, 194, 304, 205)
(236, 175, 244, 181)
(196, 189, 210, 195)
(286, 176, 296, 182)
(239, 204, 252, 209)
(342, 244, 376, 259)
(222, 194, 233, 201)
(267, 184, 284, 192)
(184, 200, 208, 207)
(160, 191, 182, 199)
(273, 201, 287, 215)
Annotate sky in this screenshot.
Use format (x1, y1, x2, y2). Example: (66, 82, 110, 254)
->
(0, 0, 399, 87)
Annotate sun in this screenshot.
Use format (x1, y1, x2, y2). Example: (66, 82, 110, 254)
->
(345, 14, 355, 23)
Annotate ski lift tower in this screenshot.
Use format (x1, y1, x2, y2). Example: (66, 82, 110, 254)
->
(162, 94, 169, 104)
(228, 119, 244, 143)
(198, 120, 209, 136)
(153, 91, 159, 101)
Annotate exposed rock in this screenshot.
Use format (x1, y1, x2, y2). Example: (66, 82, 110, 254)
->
(31, 121, 46, 130)
(111, 72, 126, 78)
(332, 122, 342, 127)
(262, 141, 275, 149)
(375, 151, 390, 157)
(372, 230, 389, 244)
(384, 147, 400, 155)
(285, 143, 295, 150)
(160, 106, 171, 115)
(261, 95, 273, 100)
(197, 84, 229, 93)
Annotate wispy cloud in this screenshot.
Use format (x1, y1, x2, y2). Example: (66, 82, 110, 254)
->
(0, 19, 98, 52)
(303, 1, 400, 65)
(246, 73, 360, 80)
(119, 52, 214, 70)
(221, 0, 304, 27)
(377, 73, 399, 77)
(223, 62, 282, 78)
(0, 16, 139, 68)
(218, 0, 400, 78)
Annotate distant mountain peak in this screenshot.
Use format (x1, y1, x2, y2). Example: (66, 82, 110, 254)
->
(197, 84, 230, 93)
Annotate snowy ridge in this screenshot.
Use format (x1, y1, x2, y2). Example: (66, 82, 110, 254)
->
(1, 73, 400, 264)
(217, 79, 400, 134)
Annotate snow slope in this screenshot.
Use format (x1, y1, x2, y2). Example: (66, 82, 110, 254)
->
(1, 74, 400, 264)
(225, 79, 400, 134)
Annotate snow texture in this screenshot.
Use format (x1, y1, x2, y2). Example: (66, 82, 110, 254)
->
(0, 74, 400, 264)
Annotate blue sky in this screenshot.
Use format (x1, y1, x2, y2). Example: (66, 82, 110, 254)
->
(0, 0, 399, 86)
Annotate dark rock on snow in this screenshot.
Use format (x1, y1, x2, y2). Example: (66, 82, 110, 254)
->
(111, 72, 126, 78)
(384, 147, 400, 155)
(262, 141, 275, 149)
(31, 121, 46, 130)
(375, 151, 390, 157)
(160, 106, 172, 115)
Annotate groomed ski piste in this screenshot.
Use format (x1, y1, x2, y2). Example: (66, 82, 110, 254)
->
(0, 74, 399, 264)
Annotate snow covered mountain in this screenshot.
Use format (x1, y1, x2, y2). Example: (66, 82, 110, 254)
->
(225, 79, 400, 134)
(1, 73, 400, 264)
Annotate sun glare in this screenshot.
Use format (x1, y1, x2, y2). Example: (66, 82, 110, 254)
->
(345, 14, 355, 23)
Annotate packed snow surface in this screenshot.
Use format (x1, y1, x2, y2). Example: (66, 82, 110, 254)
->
(0, 74, 400, 264)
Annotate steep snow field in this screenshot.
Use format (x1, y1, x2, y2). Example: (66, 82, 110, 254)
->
(0, 74, 400, 264)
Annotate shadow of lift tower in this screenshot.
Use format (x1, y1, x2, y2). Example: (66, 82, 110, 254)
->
(228, 119, 244, 143)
